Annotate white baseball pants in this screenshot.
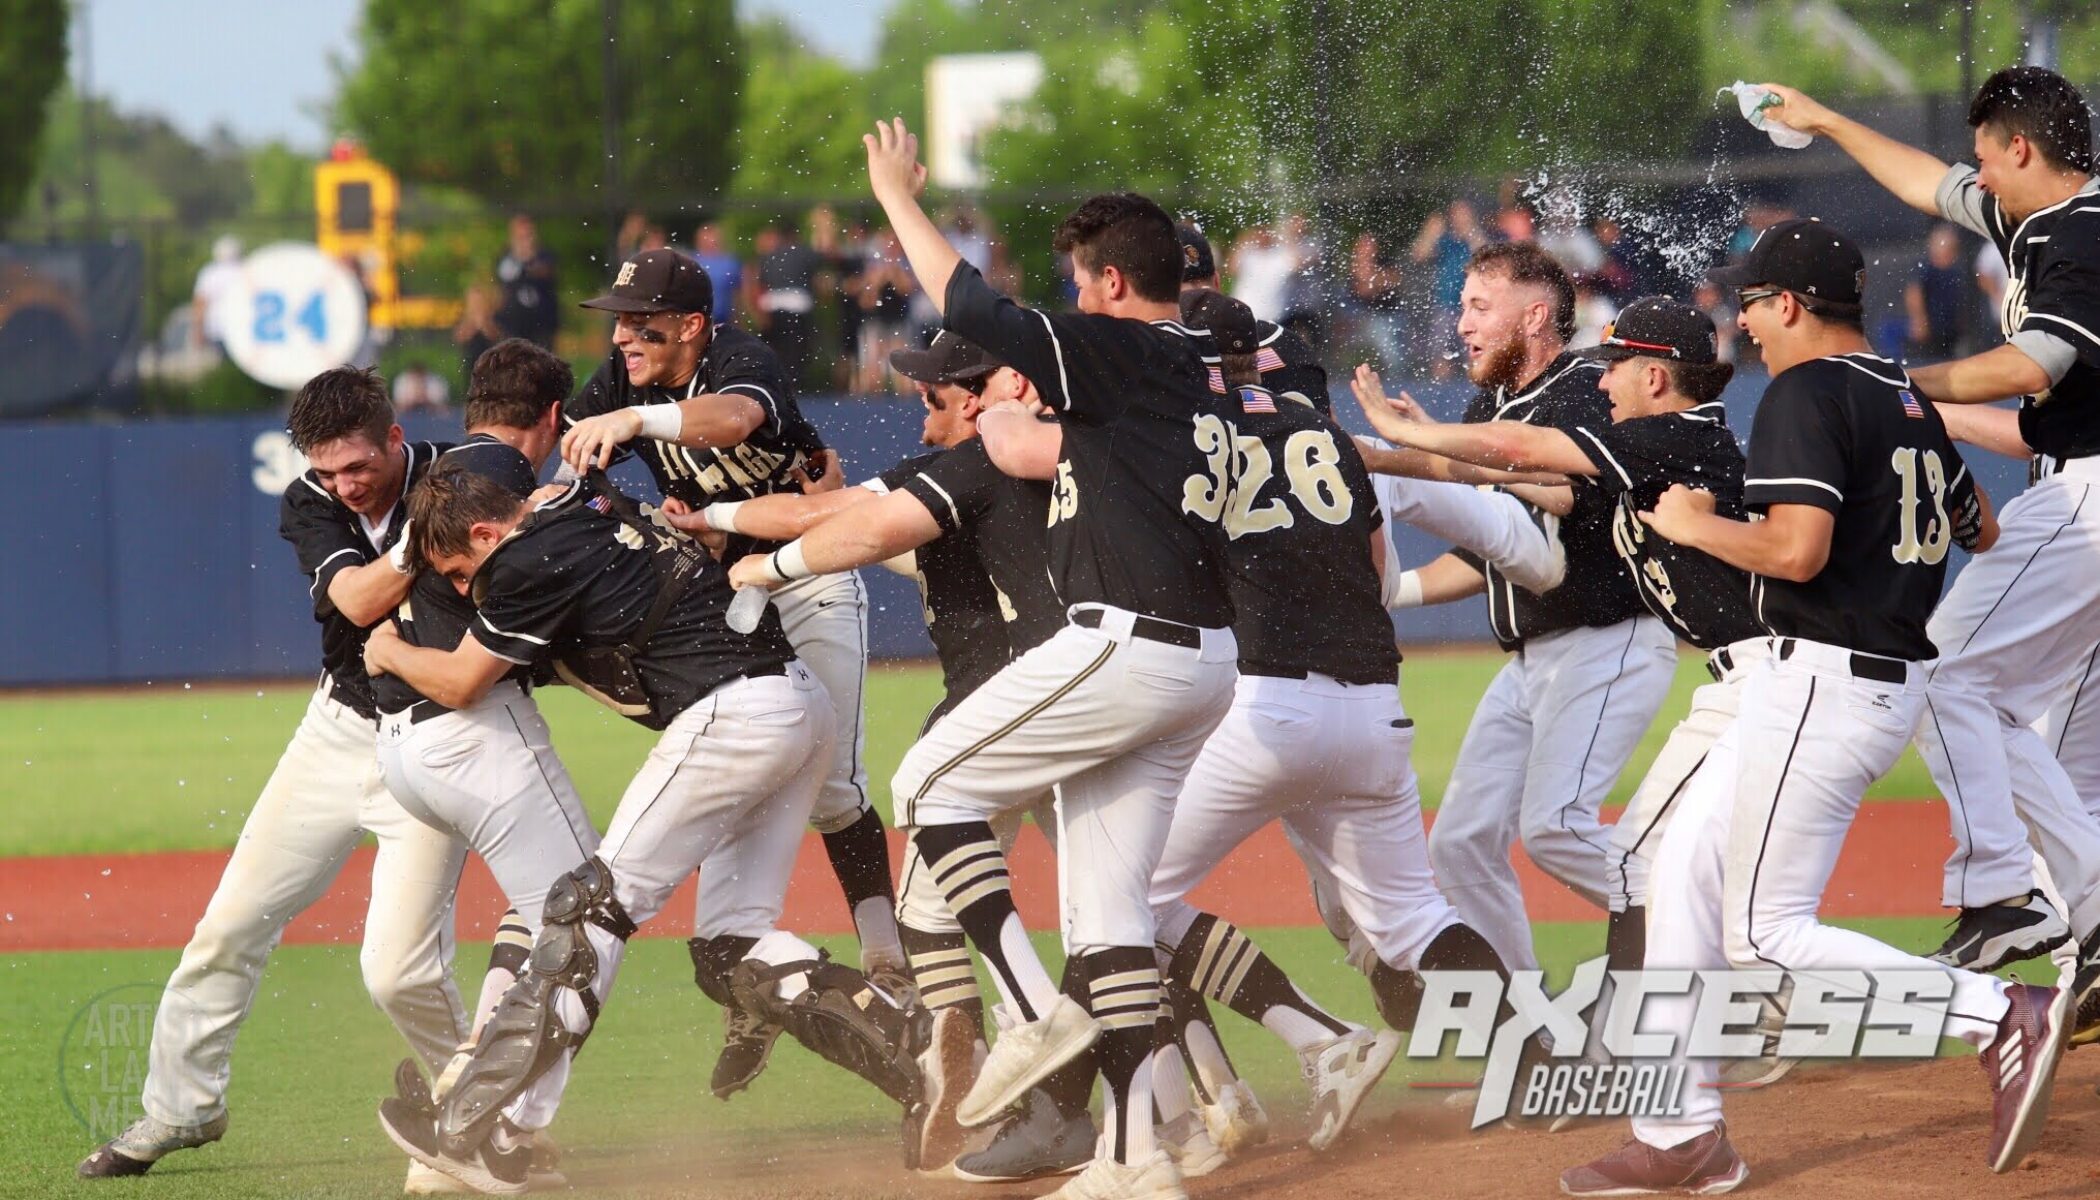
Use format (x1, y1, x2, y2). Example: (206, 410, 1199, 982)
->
(892, 605, 1237, 952)
(1152, 672, 1460, 971)
(1607, 639, 1771, 914)
(1917, 467, 2100, 927)
(773, 570, 871, 833)
(896, 794, 1058, 937)
(1374, 472, 1564, 593)
(376, 681, 600, 931)
(505, 663, 837, 1130)
(142, 681, 468, 1128)
(1633, 640, 2009, 1149)
(1428, 615, 1677, 970)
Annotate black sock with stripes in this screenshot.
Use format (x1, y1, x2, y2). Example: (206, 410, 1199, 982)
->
(1084, 946, 1161, 1164)
(1037, 956, 1099, 1118)
(1166, 977, 1239, 1101)
(898, 921, 983, 1035)
(820, 808, 903, 965)
(1169, 912, 1351, 1052)
(913, 821, 1059, 1021)
(470, 909, 536, 1039)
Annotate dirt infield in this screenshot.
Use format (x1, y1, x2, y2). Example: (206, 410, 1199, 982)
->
(526, 1051, 2100, 1198)
(7, 801, 1962, 952)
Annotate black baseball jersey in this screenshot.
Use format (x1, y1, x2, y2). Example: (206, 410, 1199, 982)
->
(374, 436, 542, 716)
(1743, 353, 1983, 661)
(875, 450, 1010, 706)
(1938, 168, 2100, 461)
(279, 440, 447, 720)
(1461, 354, 1646, 648)
(1208, 384, 1398, 684)
(942, 263, 1234, 627)
(894, 437, 1064, 649)
(566, 325, 827, 560)
(1566, 403, 1763, 651)
(469, 496, 794, 729)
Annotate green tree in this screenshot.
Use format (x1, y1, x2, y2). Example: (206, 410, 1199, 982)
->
(0, 0, 68, 225)
(338, 0, 746, 210)
(729, 18, 876, 202)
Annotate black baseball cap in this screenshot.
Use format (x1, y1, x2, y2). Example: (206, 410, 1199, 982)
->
(1708, 217, 1865, 314)
(1579, 296, 1719, 365)
(579, 249, 715, 316)
(1177, 222, 1217, 284)
(889, 331, 1002, 384)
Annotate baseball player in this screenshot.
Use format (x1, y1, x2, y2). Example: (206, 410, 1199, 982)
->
(365, 341, 594, 1100)
(557, 249, 907, 992)
(1176, 222, 1329, 409)
(366, 462, 954, 1192)
(1564, 220, 2067, 1195)
(1758, 70, 2100, 1024)
(1146, 288, 1547, 1163)
(848, 121, 1238, 1200)
(1396, 243, 1678, 974)
(77, 371, 469, 1188)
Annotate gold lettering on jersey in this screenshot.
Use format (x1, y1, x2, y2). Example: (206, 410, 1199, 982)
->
(995, 584, 1018, 623)
(1048, 461, 1079, 527)
(1890, 447, 1953, 565)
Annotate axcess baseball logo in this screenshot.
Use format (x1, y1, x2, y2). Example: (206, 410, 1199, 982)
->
(1405, 957, 1955, 1127)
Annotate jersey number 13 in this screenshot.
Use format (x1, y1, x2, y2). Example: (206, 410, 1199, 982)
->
(1890, 446, 1954, 566)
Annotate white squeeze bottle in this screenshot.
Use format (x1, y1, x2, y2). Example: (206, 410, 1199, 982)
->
(1723, 82, 1814, 149)
(726, 585, 770, 634)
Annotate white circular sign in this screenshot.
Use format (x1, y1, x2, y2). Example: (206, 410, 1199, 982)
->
(218, 243, 368, 389)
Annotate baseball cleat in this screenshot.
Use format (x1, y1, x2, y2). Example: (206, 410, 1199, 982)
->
(2063, 929, 2100, 1047)
(912, 1007, 977, 1172)
(950, 1088, 1095, 1183)
(1983, 983, 2071, 1173)
(76, 1111, 229, 1178)
(709, 1000, 784, 1100)
(1196, 1078, 1269, 1157)
(1301, 1028, 1401, 1151)
(1716, 995, 1798, 1091)
(1559, 1124, 1747, 1196)
(957, 994, 1101, 1128)
(378, 1097, 529, 1195)
(870, 966, 922, 1011)
(1930, 890, 2071, 973)
(1047, 1148, 1187, 1200)
(1156, 1112, 1227, 1178)
(405, 1159, 472, 1194)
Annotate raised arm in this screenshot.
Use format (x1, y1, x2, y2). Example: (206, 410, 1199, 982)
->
(728, 488, 943, 589)
(864, 119, 960, 317)
(1757, 84, 1949, 215)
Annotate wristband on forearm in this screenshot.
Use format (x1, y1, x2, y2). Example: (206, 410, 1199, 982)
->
(636, 403, 683, 442)
(702, 501, 745, 535)
(1391, 569, 1425, 609)
(763, 540, 813, 584)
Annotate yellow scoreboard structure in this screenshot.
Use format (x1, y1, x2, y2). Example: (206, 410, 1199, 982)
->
(314, 146, 460, 330)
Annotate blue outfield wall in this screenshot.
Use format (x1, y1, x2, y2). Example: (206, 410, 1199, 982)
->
(1, 377, 2030, 687)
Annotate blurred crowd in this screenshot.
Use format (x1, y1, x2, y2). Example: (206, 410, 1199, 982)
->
(186, 189, 2016, 410)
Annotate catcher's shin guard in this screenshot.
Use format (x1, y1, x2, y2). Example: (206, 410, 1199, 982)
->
(438, 859, 635, 1154)
(728, 954, 927, 1107)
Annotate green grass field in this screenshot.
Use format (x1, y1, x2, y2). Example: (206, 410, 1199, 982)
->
(0, 649, 1940, 859)
(8, 916, 2000, 1200)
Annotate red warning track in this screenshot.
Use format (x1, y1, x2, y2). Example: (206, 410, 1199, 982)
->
(2, 802, 1959, 953)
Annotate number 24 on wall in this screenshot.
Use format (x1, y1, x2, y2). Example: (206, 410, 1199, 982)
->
(252, 291, 328, 343)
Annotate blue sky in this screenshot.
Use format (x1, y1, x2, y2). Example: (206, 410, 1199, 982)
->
(69, 0, 888, 149)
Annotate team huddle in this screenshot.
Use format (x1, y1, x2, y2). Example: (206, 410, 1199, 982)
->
(73, 65, 2100, 1198)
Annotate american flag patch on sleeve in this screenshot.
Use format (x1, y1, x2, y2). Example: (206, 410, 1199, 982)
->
(1240, 387, 1277, 414)
(1899, 389, 1924, 418)
(588, 495, 612, 514)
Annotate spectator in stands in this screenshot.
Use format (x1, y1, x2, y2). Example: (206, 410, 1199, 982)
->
(1591, 216, 1641, 301)
(1536, 193, 1603, 275)
(1690, 279, 1743, 366)
(453, 282, 505, 387)
(1905, 222, 1967, 362)
(391, 360, 451, 414)
(495, 213, 560, 348)
(1493, 177, 1536, 242)
(1411, 199, 1486, 379)
(689, 221, 744, 326)
(830, 214, 873, 390)
(1974, 238, 2008, 347)
(1571, 279, 1616, 348)
(190, 235, 243, 352)
(1349, 231, 1408, 369)
(850, 228, 917, 394)
(751, 216, 824, 389)
(1229, 219, 1302, 323)
(616, 211, 652, 261)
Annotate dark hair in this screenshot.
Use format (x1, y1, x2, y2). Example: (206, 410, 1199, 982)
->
(286, 366, 392, 453)
(1465, 242, 1577, 342)
(1180, 288, 1262, 388)
(465, 338, 574, 431)
(407, 459, 528, 565)
(1969, 66, 2095, 174)
(1659, 360, 1736, 406)
(1052, 193, 1182, 303)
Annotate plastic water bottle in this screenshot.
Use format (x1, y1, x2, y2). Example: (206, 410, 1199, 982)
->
(726, 585, 770, 634)
(1722, 82, 1814, 150)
